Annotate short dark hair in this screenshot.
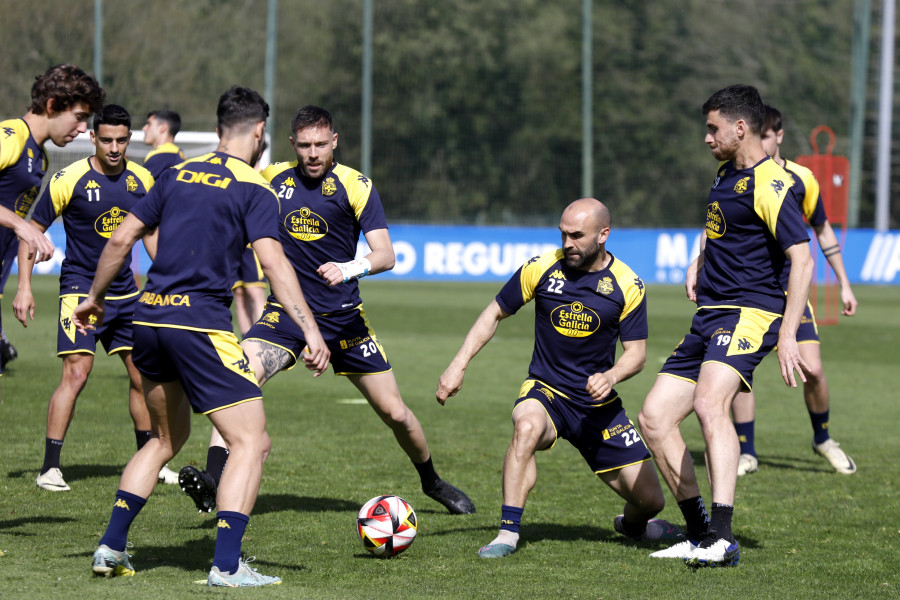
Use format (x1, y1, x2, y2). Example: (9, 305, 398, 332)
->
(29, 64, 105, 115)
(702, 84, 765, 134)
(148, 109, 181, 137)
(216, 86, 269, 132)
(93, 104, 131, 131)
(291, 105, 333, 135)
(762, 104, 783, 135)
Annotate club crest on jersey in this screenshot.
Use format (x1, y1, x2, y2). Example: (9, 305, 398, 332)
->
(95, 206, 128, 238)
(322, 176, 337, 196)
(550, 301, 600, 338)
(596, 277, 614, 295)
(285, 207, 328, 241)
(705, 201, 725, 239)
(733, 176, 749, 194)
(126, 174, 139, 192)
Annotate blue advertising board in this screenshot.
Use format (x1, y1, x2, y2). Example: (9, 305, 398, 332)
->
(20, 222, 900, 285)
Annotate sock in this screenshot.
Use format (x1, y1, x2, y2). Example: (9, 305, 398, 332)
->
(499, 504, 524, 534)
(413, 456, 441, 491)
(809, 410, 831, 445)
(99, 490, 147, 551)
(135, 430, 153, 450)
(212, 511, 249, 574)
(206, 446, 230, 486)
(709, 502, 735, 543)
(677, 496, 710, 542)
(733, 420, 756, 456)
(41, 438, 64, 474)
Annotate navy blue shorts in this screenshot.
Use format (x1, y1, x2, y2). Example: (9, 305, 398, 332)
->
(58, 293, 136, 356)
(244, 303, 391, 376)
(797, 301, 820, 344)
(515, 379, 651, 474)
(660, 306, 781, 391)
(132, 324, 262, 414)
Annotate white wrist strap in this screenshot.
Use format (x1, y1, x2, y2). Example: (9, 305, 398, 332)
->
(333, 257, 371, 282)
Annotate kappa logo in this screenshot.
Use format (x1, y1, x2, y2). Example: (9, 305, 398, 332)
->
(114, 499, 130, 510)
(733, 176, 750, 194)
(737, 338, 753, 351)
(208, 157, 223, 165)
(2, 126, 14, 137)
(770, 179, 785, 195)
(54, 170, 66, 181)
(357, 174, 370, 187)
(633, 276, 644, 292)
(322, 176, 337, 196)
(217, 519, 231, 529)
(284, 176, 296, 187)
(549, 269, 566, 280)
(232, 358, 252, 374)
(85, 180, 100, 189)
(61, 317, 72, 331)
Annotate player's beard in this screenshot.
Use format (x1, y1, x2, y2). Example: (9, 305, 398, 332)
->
(564, 240, 601, 270)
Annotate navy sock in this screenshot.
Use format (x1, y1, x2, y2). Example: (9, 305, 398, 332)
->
(414, 456, 441, 490)
(206, 446, 230, 486)
(135, 430, 153, 450)
(809, 410, 831, 445)
(99, 490, 147, 551)
(212, 511, 250, 574)
(500, 505, 524, 534)
(710, 502, 735, 543)
(41, 438, 64, 474)
(734, 420, 756, 456)
(677, 496, 710, 542)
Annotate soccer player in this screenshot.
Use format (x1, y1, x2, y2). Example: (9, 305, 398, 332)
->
(178, 105, 475, 516)
(0, 64, 101, 373)
(141, 109, 185, 179)
(733, 105, 858, 477)
(638, 85, 813, 568)
(436, 198, 682, 558)
(77, 86, 329, 587)
(14, 104, 179, 490)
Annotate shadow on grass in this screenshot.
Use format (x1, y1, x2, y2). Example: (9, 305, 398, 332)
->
(253, 493, 361, 515)
(7, 463, 123, 482)
(67, 537, 310, 575)
(0, 515, 76, 537)
(689, 449, 827, 474)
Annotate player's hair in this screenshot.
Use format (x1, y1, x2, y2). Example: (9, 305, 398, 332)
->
(216, 86, 269, 132)
(762, 104, 783, 135)
(702, 84, 765, 134)
(93, 104, 131, 131)
(291, 105, 333, 135)
(148, 109, 182, 137)
(29, 64, 104, 115)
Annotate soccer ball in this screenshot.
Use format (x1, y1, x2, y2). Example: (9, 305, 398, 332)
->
(356, 495, 418, 558)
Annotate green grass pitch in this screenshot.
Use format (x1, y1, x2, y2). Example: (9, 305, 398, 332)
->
(0, 276, 897, 598)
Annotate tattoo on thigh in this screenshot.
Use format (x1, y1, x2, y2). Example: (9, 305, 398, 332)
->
(255, 343, 292, 380)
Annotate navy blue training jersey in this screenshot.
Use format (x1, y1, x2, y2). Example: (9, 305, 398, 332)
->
(131, 152, 281, 331)
(697, 157, 809, 314)
(496, 249, 648, 405)
(143, 142, 185, 180)
(33, 158, 153, 298)
(261, 160, 387, 314)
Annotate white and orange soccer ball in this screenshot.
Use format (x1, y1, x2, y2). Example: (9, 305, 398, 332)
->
(356, 495, 418, 558)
